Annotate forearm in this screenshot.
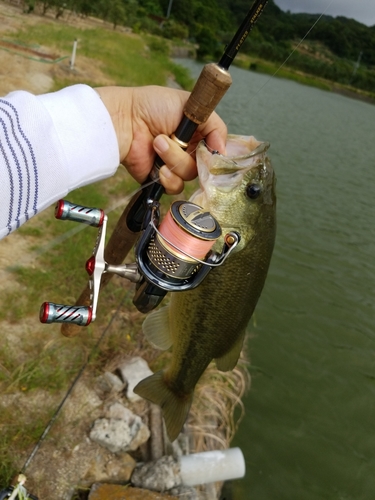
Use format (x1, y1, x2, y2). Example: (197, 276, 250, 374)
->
(0, 84, 119, 239)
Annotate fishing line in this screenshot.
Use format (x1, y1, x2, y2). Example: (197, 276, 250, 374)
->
(158, 210, 217, 259)
(222, 0, 335, 131)
(20, 290, 129, 473)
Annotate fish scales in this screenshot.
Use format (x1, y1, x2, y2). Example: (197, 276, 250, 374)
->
(134, 135, 276, 441)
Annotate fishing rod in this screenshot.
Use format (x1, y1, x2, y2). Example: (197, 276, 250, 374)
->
(38, 0, 269, 337)
(126, 0, 268, 234)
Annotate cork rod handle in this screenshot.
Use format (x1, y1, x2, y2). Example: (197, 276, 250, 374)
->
(183, 63, 232, 125)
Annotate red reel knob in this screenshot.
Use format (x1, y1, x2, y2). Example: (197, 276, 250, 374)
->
(86, 256, 95, 276)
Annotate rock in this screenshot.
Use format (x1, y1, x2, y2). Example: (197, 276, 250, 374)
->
(169, 485, 199, 500)
(117, 357, 153, 402)
(90, 404, 150, 453)
(95, 371, 125, 395)
(84, 452, 136, 484)
(88, 484, 178, 499)
(131, 456, 181, 492)
(105, 402, 131, 420)
(104, 453, 137, 481)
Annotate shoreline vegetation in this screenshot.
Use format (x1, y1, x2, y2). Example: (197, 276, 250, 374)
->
(2, 0, 374, 101)
(229, 53, 375, 105)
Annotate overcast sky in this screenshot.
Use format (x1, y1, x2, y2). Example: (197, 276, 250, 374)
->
(273, 0, 375, 27)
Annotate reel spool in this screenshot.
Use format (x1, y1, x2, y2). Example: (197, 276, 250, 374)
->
(148, 200, 221, 279)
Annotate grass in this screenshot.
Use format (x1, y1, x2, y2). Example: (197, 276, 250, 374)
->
(0, 403, 57, 486)
(10, 22, 188, 90)
(233, 54, 332, 91)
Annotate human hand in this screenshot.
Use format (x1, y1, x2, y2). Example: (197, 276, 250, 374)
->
(95, 85, 227, 194)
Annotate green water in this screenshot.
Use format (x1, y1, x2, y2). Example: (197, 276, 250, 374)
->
(176, 59, 375, 500)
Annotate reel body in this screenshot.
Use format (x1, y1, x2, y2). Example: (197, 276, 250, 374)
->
(40, 198, 239, 325)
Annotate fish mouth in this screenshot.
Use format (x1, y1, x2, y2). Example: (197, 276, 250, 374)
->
(192, 135, 270, 201)
(221, 136, 270, 166)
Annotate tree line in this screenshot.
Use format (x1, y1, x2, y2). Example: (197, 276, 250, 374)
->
(24, 0, 375, 93)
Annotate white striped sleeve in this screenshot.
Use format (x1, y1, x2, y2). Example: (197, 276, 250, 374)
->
(0, 84, 120, 239)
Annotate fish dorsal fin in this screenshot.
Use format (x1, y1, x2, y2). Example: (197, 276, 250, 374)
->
(215, 330, 246, 372)
(142, 305, 172, 350)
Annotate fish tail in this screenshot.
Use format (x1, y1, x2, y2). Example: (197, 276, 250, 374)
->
(134, 370, 193, 442)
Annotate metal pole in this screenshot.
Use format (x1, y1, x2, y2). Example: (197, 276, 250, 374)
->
(166, 0, 173, 18)
(70, 38, 78, 70)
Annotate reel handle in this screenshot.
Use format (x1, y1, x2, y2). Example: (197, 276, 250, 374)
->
(41, 200, 108, 330)
(41, 200, 142, 331)
(40, 302, 92, 326)
(60, 195, 142, 338)
(55, 199, 104, 227)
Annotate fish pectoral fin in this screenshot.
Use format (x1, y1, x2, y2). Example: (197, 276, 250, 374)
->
(215, 330, 246, 372)
(134, 371, 193, 442)
(142, 305, 172, 350)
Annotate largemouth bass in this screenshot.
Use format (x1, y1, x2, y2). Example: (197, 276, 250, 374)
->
(134, 135, 276, 441)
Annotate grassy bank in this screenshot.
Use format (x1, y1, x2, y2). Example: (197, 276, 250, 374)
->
(232, 52, 375, 102)
(0, 13, 197, 489)
(8, 20, 194, 90)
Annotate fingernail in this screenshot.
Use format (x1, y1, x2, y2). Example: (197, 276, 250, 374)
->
(160, 165, 172, 179)
(154, 136, 169, 153)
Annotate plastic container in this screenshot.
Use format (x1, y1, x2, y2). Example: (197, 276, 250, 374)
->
(180, 447, 245, 486)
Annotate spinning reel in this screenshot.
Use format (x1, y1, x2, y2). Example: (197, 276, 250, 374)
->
(40, 197, 240, 326)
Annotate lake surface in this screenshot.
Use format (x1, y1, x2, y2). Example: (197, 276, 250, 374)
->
(175, 59, 375, 500)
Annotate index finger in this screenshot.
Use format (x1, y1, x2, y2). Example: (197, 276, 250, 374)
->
(197, 111, 227, 155)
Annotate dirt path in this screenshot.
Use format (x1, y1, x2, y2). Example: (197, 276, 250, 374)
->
(0, 3, 62, 93)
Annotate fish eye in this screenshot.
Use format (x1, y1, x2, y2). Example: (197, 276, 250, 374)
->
(246, 183, 262, 199)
